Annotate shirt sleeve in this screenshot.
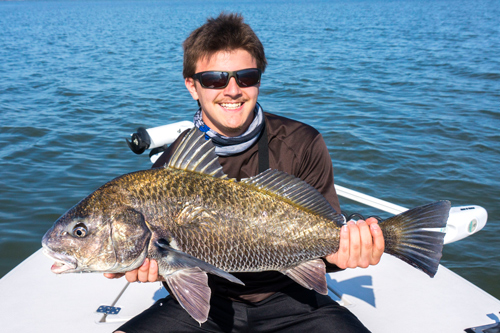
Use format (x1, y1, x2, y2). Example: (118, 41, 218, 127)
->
(296, 133, 341, 214)
(295, 133, 344, 273)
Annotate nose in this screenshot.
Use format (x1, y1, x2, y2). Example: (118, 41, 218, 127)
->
(223, 77, 242, 97)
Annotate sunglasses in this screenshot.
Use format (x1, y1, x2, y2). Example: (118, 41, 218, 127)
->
(192, 68, 261, 89)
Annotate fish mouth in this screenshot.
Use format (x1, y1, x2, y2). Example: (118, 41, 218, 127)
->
(42, 246, 78, 274)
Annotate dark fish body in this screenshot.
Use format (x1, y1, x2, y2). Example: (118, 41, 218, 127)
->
(42, 128, 450, 324)
(91, 167, 342, 272)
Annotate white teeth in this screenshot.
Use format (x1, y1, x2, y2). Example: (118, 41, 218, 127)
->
(220, 103, 242, 109)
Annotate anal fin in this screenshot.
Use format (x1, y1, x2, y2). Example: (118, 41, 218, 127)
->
(281, 259, 328, 295)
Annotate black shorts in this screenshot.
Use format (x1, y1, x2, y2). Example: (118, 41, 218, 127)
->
(116, 284, 370, 333)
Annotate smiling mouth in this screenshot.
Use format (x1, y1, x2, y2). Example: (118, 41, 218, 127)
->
(42, 246, 77, 274)
(219, 102, 243, 110)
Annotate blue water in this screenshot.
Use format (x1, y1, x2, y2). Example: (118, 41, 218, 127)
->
(1, 0, 499, 300)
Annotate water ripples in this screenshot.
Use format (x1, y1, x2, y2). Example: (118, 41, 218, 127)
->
(1, 0, 499, 298)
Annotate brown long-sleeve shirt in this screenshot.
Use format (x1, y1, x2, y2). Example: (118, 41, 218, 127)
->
(153, 111, 341, 302)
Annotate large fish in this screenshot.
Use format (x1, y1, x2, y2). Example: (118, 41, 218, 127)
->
(42, 128, 450, 324)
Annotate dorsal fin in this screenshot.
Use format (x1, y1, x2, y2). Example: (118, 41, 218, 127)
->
(168, 128, 344, 224)
(168, 128, 227, 178)
(241, 169, 345, 224)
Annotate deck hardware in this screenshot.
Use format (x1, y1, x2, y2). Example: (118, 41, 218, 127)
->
(96, 305, 121, 315)
(465, 313, 500, 332)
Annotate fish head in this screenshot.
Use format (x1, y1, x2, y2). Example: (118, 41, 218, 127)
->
(42, 184, 152, 274)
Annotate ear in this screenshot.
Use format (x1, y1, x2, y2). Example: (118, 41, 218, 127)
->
(185, 78, 200, 101)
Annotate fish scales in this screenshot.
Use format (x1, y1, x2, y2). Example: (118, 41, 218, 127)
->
(42, 127, 450, 324)
(116, 167, 342, 272)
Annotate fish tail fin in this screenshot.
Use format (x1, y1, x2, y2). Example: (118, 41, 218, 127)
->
(380, 200, 450, 277)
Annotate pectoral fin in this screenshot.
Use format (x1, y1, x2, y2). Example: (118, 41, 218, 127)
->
(154, 239, 244, 324)
(281, 259, 328, 295)
(155, 239, 244, 285)
(165, 267, 211, 324)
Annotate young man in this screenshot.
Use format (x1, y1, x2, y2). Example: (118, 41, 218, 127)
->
(108, 13, 384, 332)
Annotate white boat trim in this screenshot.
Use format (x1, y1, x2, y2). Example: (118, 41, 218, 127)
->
(335, 184, 488, 245)
(335, 184, 408, 215)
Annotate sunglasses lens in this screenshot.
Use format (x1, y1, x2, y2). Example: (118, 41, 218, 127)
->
(236, 69, 261, 87)
(200, 71, 229, 88)
(196, 69, 261, 88)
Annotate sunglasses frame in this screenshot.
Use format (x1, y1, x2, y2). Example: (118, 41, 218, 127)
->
(192, 68, 262, 89)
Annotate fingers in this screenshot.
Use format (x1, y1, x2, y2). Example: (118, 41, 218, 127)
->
(103, 273, 124, 279)
(368, 219, 385, 265)
(149, 259, 160, 282)
(347, 221, 361, 268)
(325, 217, 385, 270)
(124, 267, 139, 283)
(121, 259, 160, 283)
(357, 220, 372, 268)
(345, 219, 373, 268)
(365, 217, 379, 226)
(137, 258, 150, 282)
(333, 224, 350, 269)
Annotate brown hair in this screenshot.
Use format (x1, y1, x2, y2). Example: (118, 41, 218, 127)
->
(183, 13, 267, 78)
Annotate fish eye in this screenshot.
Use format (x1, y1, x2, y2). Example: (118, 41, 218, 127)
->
(72, 223, 88, 238)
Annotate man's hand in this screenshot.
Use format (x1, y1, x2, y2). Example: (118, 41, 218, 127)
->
(325, 217, 385, 269)
(103, 258, 162, 282)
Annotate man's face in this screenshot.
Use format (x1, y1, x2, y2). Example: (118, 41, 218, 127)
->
(185, 49, 260, 137)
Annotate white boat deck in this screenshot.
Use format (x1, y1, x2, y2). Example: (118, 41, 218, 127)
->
(1, 248, 499, 332)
